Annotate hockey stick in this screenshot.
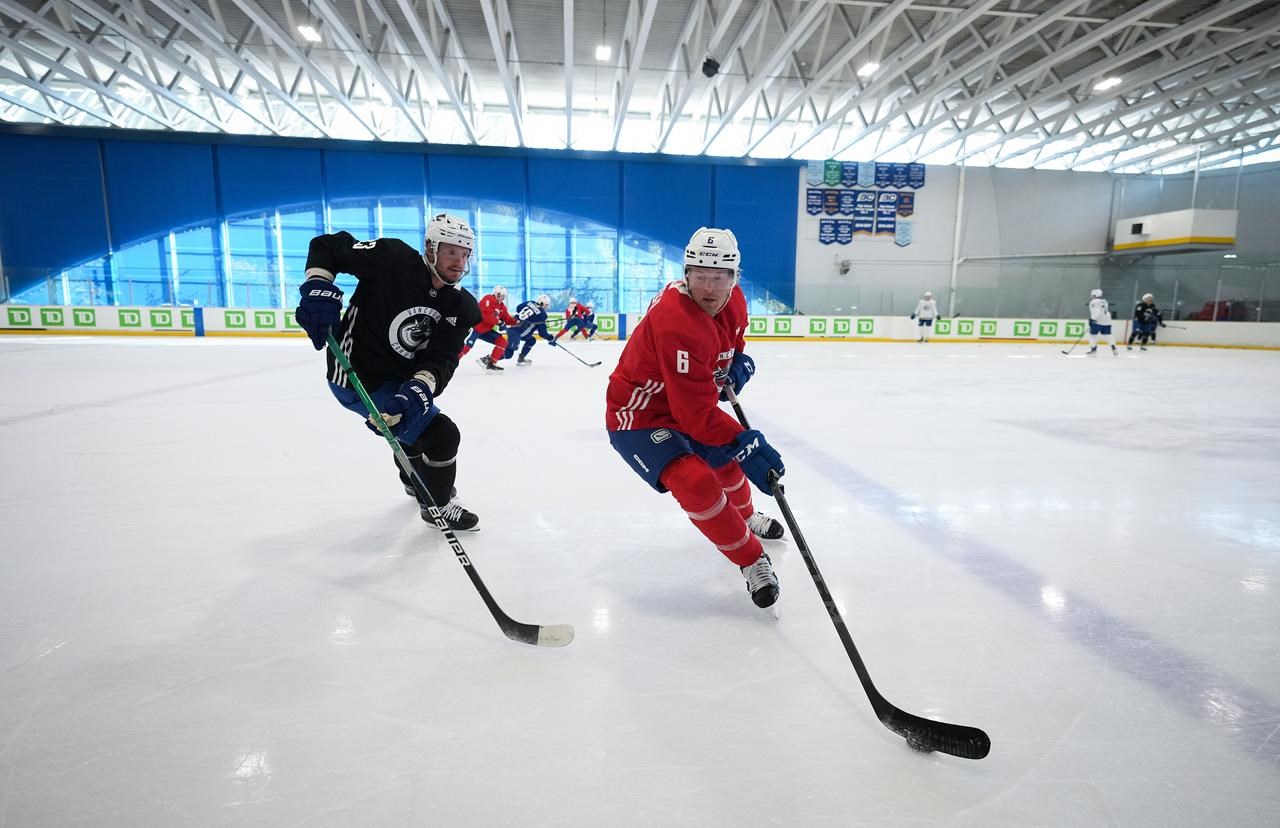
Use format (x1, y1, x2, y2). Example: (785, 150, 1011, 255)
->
(1061, 330, 1087, 355)
(325, 334, 574, 648)
(552, 341, 602, 368)
(724, 387, 990, 760)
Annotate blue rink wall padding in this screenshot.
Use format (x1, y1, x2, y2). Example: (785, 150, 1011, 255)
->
(0, 127, 800, 309)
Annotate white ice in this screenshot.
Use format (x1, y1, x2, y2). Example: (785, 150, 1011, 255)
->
(1, 335, 1278, 827)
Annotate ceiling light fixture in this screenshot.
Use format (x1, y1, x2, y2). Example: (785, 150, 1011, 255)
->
(298, 25, 321, 43)
(1094, 76, 1122, 91)
(857, 62, 880, 77)
(596, 44, 612, 61)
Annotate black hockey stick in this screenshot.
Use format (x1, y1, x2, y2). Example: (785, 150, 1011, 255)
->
(1061, 330, 1087, 355)
(326, 334, 574, 648)
(724, 387, 990, 760)
(552, 341, 602, 368)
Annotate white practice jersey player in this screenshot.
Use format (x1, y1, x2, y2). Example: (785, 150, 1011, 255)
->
(1086, 290, 1116, 355)
(913, 298, 938, 320)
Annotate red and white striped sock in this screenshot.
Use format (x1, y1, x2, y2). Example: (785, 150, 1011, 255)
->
(660, 454, 761, 567)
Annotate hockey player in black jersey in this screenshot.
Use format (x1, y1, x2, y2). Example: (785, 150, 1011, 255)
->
(294, 213, 484, 531)
(1127, 292, 1166, 351)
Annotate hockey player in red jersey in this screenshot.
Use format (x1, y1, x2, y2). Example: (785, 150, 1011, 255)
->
(555, 296, 582, 340)
(605, 227, 786, 608)
(460, 284, 518, 371)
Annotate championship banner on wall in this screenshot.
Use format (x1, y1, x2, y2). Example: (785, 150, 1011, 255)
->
(858, 162, 876, 188)
(841, 162, 859, 188)
(806, 160, 825, 186)
(824, 160, 842, 186)
(875, 191, 898, 235)
(854, 192, 876, 235)
(804, 161, 925, 244)
(838, 190, 856, 215)
(807, 188, 823, 215)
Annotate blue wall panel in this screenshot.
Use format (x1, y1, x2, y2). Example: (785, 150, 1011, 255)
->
(0, 126, 801, 310)
(527, 158, 619, 226)
(324, 149, 425, 201)
(104, 140, 216, 247)
(428, 154, 524, 205)
(714, 164, 799, 306)
(0, 134, 109, 290)
(621, 161, 712, 246)
(217, 145, 323, 216)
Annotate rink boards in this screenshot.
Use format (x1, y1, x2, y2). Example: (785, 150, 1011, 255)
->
(3, 304, 1278, 349)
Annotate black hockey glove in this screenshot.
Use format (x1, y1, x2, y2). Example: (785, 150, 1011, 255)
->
(295, 277, 344, 350)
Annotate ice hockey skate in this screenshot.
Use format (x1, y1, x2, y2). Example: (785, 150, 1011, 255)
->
(1087, 346, 1098, 356)
(740, 551, 779, 608)
(747, 510, 785, 540)
(517, 356, 533, 366)
(478, 355, 503, 371)
(422, 498, 479, 531)
(399, 470, 456, 502)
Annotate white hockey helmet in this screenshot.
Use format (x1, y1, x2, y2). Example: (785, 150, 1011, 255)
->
(425, 213, 475, 252)
(684, 227, 740, 278)
(923, 291, 933, 299)
(424, 213, 475, 285)
(568, 296, 578, 305)
(492, 285, 507, 300)
(1091, 288, 1103, 298)
(1142, 292, 1154, 302)
(537, 294, 551, 309)
(586, 301, 595, 309)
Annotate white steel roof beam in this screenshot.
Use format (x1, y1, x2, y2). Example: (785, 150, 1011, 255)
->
(747, 0, 967, 156)
(392, 0, 478, 143)
(0, 0, 226, 129)
(144, 0, 331, 135)
(790, 0, 1088, 157)
(923, 0, 1275, 165)
(305, 0, 427, 141)
(984, 22, 1280, 165)
(0, 61, 125, 125)
(655, 0, 743, 152)
(61, 0, 280, 134)
(1108, 118, 1280, 173)
(478, 0, 528, 144)
(859, 0, 1189, 162)
(563, 0, 573, 147)
(0, 29, 166, 126)
(222, 0, 376, 138)
(699, 0, 835, 153)
(611, 0, 659, 149)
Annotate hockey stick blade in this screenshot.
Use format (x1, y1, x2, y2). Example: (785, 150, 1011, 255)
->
(327, 335, 576, 648)
(724, 388, 990, 760)
(554, 342, 602, 368)
(879, 706, 991, 760)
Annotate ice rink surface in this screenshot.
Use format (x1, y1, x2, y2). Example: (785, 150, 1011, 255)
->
(2, 334, 1278, 827)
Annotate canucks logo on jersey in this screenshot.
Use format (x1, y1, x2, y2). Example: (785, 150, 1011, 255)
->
(388, 306, 443, 358)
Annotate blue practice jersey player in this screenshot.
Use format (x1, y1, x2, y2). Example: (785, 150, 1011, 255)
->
(501, 295, 558, 366)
